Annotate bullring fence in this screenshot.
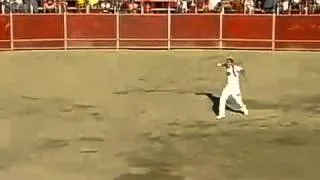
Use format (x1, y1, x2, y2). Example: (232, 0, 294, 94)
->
(1, 13, 320, 51)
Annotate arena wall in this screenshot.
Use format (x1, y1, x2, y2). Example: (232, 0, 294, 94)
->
(1, 13, 320, 51)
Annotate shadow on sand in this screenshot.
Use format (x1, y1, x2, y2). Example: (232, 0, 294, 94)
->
(195, 93, 243, 116)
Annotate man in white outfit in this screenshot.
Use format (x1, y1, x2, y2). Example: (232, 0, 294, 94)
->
(216, 57, 248, 120)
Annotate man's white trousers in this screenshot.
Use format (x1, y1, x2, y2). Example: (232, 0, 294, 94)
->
(219, 85, 248, 116)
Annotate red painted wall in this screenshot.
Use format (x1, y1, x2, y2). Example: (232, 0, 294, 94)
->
(119, 15, 168, 47)
(67, 14, 116, 48)
(0, 15, 10, 49)
(171, 14, 220, 47)
(222, 15, 272, 49)
(13, 15, 64, 49)
(275, 16, 320, 49)
(1, 14, 320, 50)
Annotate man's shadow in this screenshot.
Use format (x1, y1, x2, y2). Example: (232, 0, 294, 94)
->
(195, 93, 243, 116)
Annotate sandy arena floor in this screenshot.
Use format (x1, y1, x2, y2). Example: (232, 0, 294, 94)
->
(0, 50, 319, 180)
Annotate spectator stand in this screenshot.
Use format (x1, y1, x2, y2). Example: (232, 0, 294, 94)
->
(2, 0, 320, 14)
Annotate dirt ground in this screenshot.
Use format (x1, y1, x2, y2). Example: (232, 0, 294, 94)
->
(0, 50, 319, 180)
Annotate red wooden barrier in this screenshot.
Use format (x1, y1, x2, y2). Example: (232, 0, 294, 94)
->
(67, 14, 116, 48)
(0, 15, 10, 50)
(222, 15, 272, 49)
(13, 15, 64, 49)
(119, 15, 168, 48)
(1, 14, 320, 51)
(275, 16, 320, 50)
(171, 14, 220, 48)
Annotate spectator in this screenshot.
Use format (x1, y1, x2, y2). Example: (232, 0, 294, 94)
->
(303, 0, 311, 14)
(176, 0, 188, 13)
(264, 0, 276, 12)
(190, 0, 196, 12)
(222, 0, 234, 12)
(290, 0, 301, 13)
(176, 0, 182, 12)
(144, 2, 151, 13)
(57, 0, 68, 12)
(44, 0, 57, 13)
(209, 0, 220, 12)
(24, 0, 39, 13)
(313, 0, 320, 13)
(1, 0, 8, 13)
(201, 0, 209, 12)
(89, 0, 99, 9)
(181, 0, 188, 13)
(100, 0, 112, 13)
(244, 0, 254, 13)
(10, 0, 24, 13)
(127, 0, 138, 13)
(254, 0, 264, 13)
(113, 0, 122, 12)
(281, 0, 289, 13)
(77, 0, 87, 10)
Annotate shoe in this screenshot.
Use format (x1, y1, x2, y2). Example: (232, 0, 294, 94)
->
(216, 115, 226, 120)
(242, 109, 249, 116)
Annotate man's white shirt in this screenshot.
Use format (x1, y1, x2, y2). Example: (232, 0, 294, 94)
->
(225, 65, 243, 88)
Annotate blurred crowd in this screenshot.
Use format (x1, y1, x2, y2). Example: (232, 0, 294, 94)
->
(1, 0, 320, 14)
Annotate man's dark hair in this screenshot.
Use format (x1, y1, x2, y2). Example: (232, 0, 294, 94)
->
(226, 57, 234, 63)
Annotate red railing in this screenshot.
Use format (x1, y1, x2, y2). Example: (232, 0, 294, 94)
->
(1, 13, 320, 51)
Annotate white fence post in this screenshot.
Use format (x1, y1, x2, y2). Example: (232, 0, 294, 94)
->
(141, 0, 144, 14)
(1, 3, 5, 14)
(86, 4, 89, 14)
(10, 11, 13, 51)
(30, 4, 34, 14)
(64, 11, 67, 50)
(59, 4, 62, 14)
(219, 10, 223, 49)
(272, 13, 276, 51)
(167, 4, 171, 50)
(116, 11, 119, 50)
